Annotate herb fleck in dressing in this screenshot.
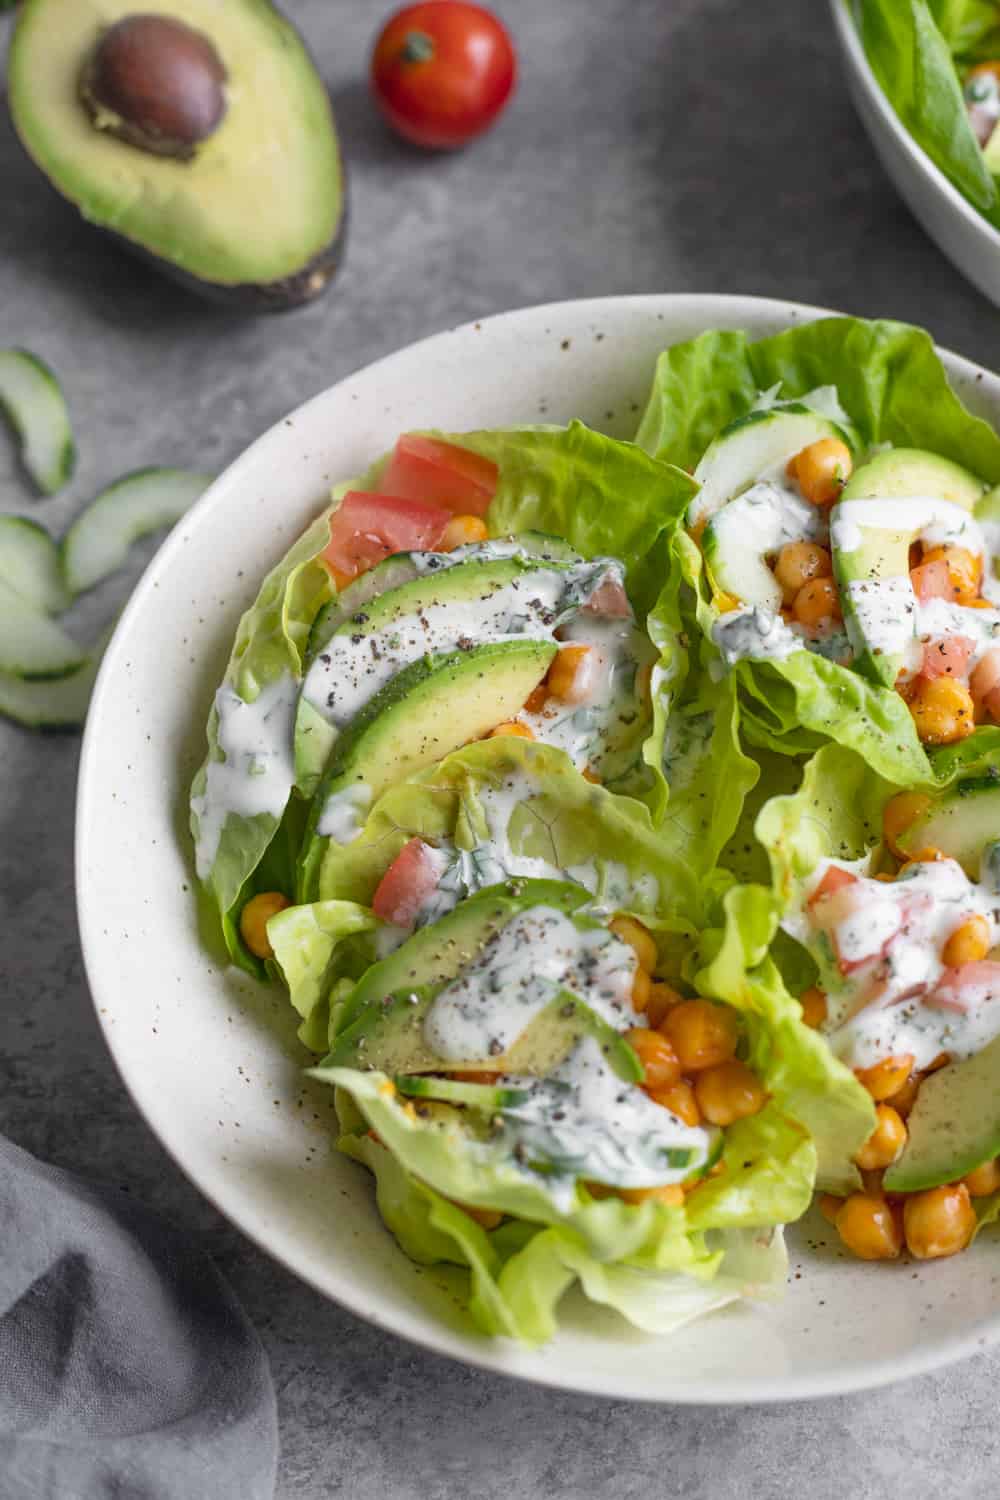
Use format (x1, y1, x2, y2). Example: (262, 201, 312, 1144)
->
(785, 858, 1000, 1071)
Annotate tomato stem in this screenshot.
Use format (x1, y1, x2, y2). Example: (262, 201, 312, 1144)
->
(400, 29, 435, 64)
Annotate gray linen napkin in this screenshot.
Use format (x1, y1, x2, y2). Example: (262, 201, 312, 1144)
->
(0, 1134, 277, 1500)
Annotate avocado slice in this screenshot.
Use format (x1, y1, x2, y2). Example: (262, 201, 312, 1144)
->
(884, 1037, 1000, 1192)
(328, 985, 642, 1081)
(8, 0, 346, 311)
(294, 552, 577, 794)
(831, 449, 987, 687)
(336, 878, 590, 1034)
(688, 406, 855, 530)
(297, 639, 556, 902)
(896, 775, 1000, 877)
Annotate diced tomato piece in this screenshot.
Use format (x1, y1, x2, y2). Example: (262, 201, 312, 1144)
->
(321, 491, 450, 586)
(372, 838, 444, 927)
(807, 865, 858, 908)
(378, 435, 498, 518)
(920, 636, 975, 681)
(927, 961, 1000, 1013)
(971, 648, 1000, 725)
(911, 558, 955, 604)
(583, 577, 632, 619)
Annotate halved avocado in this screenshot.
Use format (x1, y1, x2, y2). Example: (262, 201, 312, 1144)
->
(8, 0, 346, 311)
(840, 449, 986, 511)
(884, 1037, 1000, 1192)
(297, 638, 556, 902)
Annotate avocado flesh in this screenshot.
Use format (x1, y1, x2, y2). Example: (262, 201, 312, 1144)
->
(8, 0, 345, 308)
(884, 1036, 1000, 1192)
(832, 449, 987, 688)
(297, 639, 556, 902)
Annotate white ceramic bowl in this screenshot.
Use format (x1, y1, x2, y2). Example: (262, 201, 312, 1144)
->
(77, 294, 1000, 1403)
(830, 0, 1000, 307)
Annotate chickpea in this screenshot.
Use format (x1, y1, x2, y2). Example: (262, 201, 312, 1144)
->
(962, 1158, 1000, 1197)
(818, 1193, 844, 1225)
(792, 438, 854, 507)
(546, 644, 596, 704)
(239, 891, 290, 960)
(908, 676, 976, 746)
(581, 767, 602, 784)
(663, 999, 740, 1072)
(835, 1192, 903, 1260)
(886, 1071, 921, 1119)
(855, 1054, 916, 1101)
(646, 981, 684, 1029)
(942, 914, 991, 967)
(693, 1060, 767, 1126)
(792, 575, 842, 627)
(799, 985, 828, 1029)
(439, 514, 489, 550)
(773, 541, 833, 604)
(631, 968, 652, 1013)
(609, 914, 659, 973)
(648, 1079, 700, 1127)
(854, 1105, 908, 1170)
(920, 545, 981, 605)
(459, 1203, 504, 1230)
(489, 720, 534, 739)
(903, 1184, 976, 1259)
(625, 1027, 682, 1090)
(523, 682, 548, 714)
(619, 1183, 685, 1207)
(882, 790, 932, 859)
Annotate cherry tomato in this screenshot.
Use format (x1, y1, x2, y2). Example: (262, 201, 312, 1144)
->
(320, 491, 450, 586)
(379, 434, 498, 515)
(372, 838, 443, 925)
(371, 2, 517, 149)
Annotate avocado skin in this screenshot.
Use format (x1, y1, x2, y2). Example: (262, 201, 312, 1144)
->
(7, 0, 349, 315)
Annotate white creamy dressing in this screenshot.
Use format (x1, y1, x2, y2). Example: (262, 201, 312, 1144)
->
(317, 781, 373, 842)
(300, 560, 617, 731)
(496, 1036, 712, 1198)
(422, 905, 637, 1060)
(409, 537, 574, 572)
(192, 675, 297, 878)
(784, 857, 1000, 1071)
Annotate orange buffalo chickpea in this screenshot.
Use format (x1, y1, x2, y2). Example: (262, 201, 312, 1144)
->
(646, 981, 683, 1029)
(459, 1203, 504, 1230)
(818, 1194, 844, 1225)
(793, 575, 842, 627)
(903, 1184, 976, 1259)
(625, 1028, 682, 1090)
(791, 437, 853, 507)
(239, 891, 291, 959)
(609, 914, 658, 973)
(663, 999, 740, 1072)
(522, 682, 549, 714)
(693, 1060, 767, 1126)
(963, 1158, 1000, 1197)
(855, 1054, 916, 1101)
(773, 541, 832, 603)
(546, 644, 595, 704)
(919, 544, 981, 604)
(631, 968, 652, 1013)
(439, 514, 489, 550)
(943, 914, 991, 967)
(854, 1104, 908, 1171)
(835, 1193, 903, 1260)
(648, 1079, 701, 1127)
(886, 1070, 922, 1119)
(798, 986, 828, 1029)
(619, 1183, 685, 1208)
(908, 676, 976, 746)
(882, 790, 932, 858)
(489, 720, 534, 740)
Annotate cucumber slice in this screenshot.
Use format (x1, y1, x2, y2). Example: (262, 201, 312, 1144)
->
(688, 406, 854, 528)
(61, 467, 211, 596)
(702, 484, 824, 610)
(0, 349, 75, 495)
(0, 628, 108, 728)
(896, 776, 1000, 877)
(884, 1038, 1000, 1192)
(0, 576, 84, 679)
(0, 515, 70, 614)
(395, 1075, 536, 1109)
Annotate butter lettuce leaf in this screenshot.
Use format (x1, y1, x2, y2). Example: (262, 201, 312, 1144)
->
(267, 898, 377, 1050)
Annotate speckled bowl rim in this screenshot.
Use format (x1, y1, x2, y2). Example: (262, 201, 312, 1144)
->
(77, 294, 1000, 1404)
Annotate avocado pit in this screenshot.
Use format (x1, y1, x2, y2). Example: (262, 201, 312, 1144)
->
(79, 13, 227, 161)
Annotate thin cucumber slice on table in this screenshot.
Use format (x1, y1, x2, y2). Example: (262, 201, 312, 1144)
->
(0, 349, 75, 495)
(0, 576, 84, 679)
(62, 467, 211, 595)
(0, 515, 70, 614)
(0, 629, 109, 729)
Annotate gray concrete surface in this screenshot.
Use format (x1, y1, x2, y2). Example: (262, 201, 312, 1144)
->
(3, 1, 1000, 1495)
